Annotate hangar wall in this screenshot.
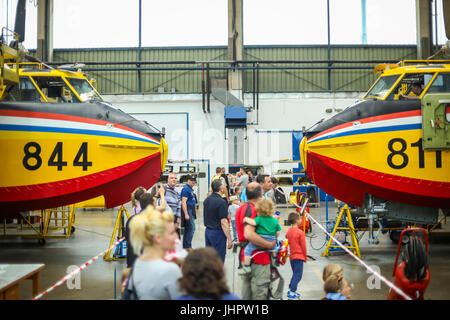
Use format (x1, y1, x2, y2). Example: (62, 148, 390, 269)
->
(104, 92, 363, 176)
(49, 45, 417, 94)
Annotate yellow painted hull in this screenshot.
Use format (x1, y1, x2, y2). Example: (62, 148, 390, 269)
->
(302, 109, 450, 208)
(0, 107, 167, 214)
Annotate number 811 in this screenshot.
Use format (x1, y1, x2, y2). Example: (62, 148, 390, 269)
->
(387, 138, 442, 169)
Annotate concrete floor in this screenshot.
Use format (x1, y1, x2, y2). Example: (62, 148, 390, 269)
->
(1, 201, 449, 300)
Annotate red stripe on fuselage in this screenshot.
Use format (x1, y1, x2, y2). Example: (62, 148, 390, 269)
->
(311, 110, 421, 141)
(306, 151, 450, 208)
(0, 152, 160, 205)
(0, 153, 162, 217)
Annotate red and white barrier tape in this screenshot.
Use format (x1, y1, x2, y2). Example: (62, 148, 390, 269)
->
(286, 194, 412, 300)
(32, 237, 125, 300)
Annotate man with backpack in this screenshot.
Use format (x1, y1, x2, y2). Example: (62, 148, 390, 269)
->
(235, 182, 277, 300)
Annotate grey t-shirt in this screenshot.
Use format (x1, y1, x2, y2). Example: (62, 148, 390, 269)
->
(239, 174, 249, 189)
(228, 204, 239, 221)
(133, 258, 182, 300)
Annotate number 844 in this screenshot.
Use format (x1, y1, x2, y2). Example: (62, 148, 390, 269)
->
(23, 141, 92, 171)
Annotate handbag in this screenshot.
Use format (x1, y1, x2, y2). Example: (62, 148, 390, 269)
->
(120, 266, 139, 300)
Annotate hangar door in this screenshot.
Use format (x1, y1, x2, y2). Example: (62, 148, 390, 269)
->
(130, 113, 189, 161)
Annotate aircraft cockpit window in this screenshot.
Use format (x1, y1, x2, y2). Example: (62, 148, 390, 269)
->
(386, 73, 434, 100)
(4, 77, 41, 102)
(31, 76, 81, 103)
(66, 78, 102, 102)
(426, 73, 450, 93)
(364, 75, 400, 99)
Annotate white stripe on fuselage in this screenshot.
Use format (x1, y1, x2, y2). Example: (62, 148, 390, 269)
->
(309, 115, 421, 143)
(0, 116, 158, 144)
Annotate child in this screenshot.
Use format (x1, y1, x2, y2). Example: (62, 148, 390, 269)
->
(239, 198, 281, 275)
(322, 264, 343, 283)
(228, 195, 240, 242)
(234, 186, 241, 199)
(285, 212, 307, 300)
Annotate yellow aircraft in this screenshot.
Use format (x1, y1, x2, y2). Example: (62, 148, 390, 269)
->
(300, 60, 450, 225)
(0, 1, 167, 218)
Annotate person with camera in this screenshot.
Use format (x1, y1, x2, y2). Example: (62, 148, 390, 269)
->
(150, 183, 171, 213)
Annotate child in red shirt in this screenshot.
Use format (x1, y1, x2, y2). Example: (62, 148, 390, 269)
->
(285, 212, 307, 300)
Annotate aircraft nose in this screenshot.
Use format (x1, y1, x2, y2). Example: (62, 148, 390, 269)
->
(160, 137, 168, 173)
(300, 136, 308, 171)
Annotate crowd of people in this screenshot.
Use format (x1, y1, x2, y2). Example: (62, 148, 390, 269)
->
(121, 168, 353, 301)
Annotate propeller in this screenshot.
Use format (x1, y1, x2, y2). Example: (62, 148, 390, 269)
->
(14, 0, 27, 43)
(443, 0, 450, 41)
(7, 0, 27, 60)
(10, 0, 52, 69)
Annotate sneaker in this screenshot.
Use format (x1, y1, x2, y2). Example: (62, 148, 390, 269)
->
(238, 265, 251, 276)
(287, 290, 300, 300)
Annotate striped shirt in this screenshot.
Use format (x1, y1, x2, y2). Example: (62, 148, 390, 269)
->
(164, 184, 181, 218)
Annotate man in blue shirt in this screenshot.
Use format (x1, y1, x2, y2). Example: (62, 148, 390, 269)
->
(203, 179, 232, 262)
(181, 175, 197, 250)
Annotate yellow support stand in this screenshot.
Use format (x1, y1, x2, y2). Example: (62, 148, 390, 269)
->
(322, 204, 361, 259)
(104, 205, 130, 261)
(1, 205, 76, 245)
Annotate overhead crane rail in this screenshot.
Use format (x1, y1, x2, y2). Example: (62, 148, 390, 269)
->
(44, 59, 400, 66)
(42, 59, 400, 73)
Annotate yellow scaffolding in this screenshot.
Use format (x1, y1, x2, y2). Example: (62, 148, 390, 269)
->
(1, 205, 76, 245)
(322, 204, 361, 259)
(104, 205, 130, 261)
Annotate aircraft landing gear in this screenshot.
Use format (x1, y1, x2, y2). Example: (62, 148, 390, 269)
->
(368, 214, 382, 245)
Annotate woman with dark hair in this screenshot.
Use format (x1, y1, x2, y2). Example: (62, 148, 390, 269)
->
(131, 187, 146, 215)
(176, 248, 240, 300)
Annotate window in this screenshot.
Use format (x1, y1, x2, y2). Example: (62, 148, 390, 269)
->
(66, 78, 102, 102)
(364, 75, 400, 99)
(426, 73, 450, 93)
(31, 76, 80, 103)
(5, 77, 41, 102)
(386, 73, 434, 100)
